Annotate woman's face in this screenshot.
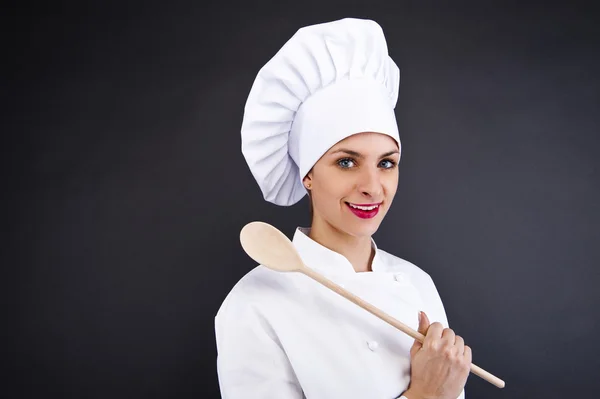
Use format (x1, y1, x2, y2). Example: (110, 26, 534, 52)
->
(303, 132, 400, 238)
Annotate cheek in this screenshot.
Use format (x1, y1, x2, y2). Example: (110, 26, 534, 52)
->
(384, 174, 399, 196)
(313, 180, 349, 207)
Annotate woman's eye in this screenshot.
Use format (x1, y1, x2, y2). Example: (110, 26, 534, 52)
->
(337, 158, 355, 168)
(379, 159, 396, 169)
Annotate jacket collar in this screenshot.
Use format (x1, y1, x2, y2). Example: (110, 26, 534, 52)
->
(291, 227, 386, 276)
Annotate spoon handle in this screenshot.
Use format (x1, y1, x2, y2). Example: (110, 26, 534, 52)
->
(301, 266, 505, 389)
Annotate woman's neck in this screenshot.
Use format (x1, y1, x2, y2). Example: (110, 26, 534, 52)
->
(308, 218, 375, 273)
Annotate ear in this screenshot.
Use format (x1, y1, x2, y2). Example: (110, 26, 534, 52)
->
(302, 172, 313, 190)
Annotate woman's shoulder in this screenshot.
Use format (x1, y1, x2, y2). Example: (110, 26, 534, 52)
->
(376, 248, 450, 324)
(215, 265, 298, 319)
(376, 248, 435, 283)
(236, 262, 303, 292)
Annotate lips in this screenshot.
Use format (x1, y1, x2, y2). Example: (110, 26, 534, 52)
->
(345, 202, 381, 219)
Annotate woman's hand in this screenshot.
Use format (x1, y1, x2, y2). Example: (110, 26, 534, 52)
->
(402, 311, 471, 399)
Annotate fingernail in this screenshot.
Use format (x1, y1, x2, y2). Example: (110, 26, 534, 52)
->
(418, 311, 422, 323)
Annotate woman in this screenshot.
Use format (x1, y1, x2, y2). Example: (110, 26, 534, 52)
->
(215, 18, 471, 399)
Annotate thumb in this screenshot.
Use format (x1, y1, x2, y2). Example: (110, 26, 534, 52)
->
(418, 311, 430, 334)
(410, 311, 431, 358)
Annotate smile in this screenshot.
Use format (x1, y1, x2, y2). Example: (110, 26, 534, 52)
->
(345, 202, 381, 219)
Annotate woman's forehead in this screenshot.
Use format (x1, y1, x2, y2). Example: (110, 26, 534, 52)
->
(328, 132, 399, 153)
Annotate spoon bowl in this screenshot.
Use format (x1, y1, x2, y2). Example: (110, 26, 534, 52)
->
(240, 221, 305, 272)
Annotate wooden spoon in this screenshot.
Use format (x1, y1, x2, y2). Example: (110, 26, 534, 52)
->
(239, 221, 505, 389)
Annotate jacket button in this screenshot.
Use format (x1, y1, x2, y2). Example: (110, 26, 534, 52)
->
(367, 341, 379, 351)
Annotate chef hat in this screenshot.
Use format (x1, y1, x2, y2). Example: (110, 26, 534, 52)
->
(241, 18, 401, 206)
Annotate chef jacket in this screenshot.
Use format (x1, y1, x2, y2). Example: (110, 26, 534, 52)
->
(215, 227, 466, 399)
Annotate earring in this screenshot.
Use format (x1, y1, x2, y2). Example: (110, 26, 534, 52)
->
(305, 183, 311, 189)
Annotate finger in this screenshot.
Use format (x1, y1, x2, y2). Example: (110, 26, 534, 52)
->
(464, 345, 473, 364)
(441, 328, 456, 345)
(410, 311, 429, 357)
(418, 311, 430, 335)
(423, 321, 444, 350)
(454, 335, 465, 355)
(410, 339, 422, 358)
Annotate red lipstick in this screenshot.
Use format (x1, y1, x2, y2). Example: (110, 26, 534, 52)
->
(345, 202, 381, 219)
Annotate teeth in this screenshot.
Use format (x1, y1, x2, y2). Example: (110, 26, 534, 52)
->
(348, 203, 379, 211)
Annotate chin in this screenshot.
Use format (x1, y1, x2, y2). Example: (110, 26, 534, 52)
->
(344, 219, 382, 238)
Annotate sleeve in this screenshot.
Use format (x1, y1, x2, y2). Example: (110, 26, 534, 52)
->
(423, 275, 466, 399)
(215, 287, 304, 399)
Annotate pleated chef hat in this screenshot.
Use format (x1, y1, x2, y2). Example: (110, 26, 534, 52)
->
(241, 18, 401, 206)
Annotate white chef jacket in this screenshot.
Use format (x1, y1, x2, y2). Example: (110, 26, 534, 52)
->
(215, 227, 466, 399)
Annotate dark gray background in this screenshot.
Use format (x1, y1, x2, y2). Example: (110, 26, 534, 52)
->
(4, 1, 599, 398)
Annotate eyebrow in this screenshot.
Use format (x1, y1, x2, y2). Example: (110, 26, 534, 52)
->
(330, 148, 400, 158)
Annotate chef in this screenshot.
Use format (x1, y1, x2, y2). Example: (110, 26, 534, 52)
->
(215, 18, 470, 399)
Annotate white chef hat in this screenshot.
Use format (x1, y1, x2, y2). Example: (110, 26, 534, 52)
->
(241, 18, 401, 206)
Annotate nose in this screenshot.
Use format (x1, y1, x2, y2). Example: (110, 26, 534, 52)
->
(356, 165, 382, 199)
